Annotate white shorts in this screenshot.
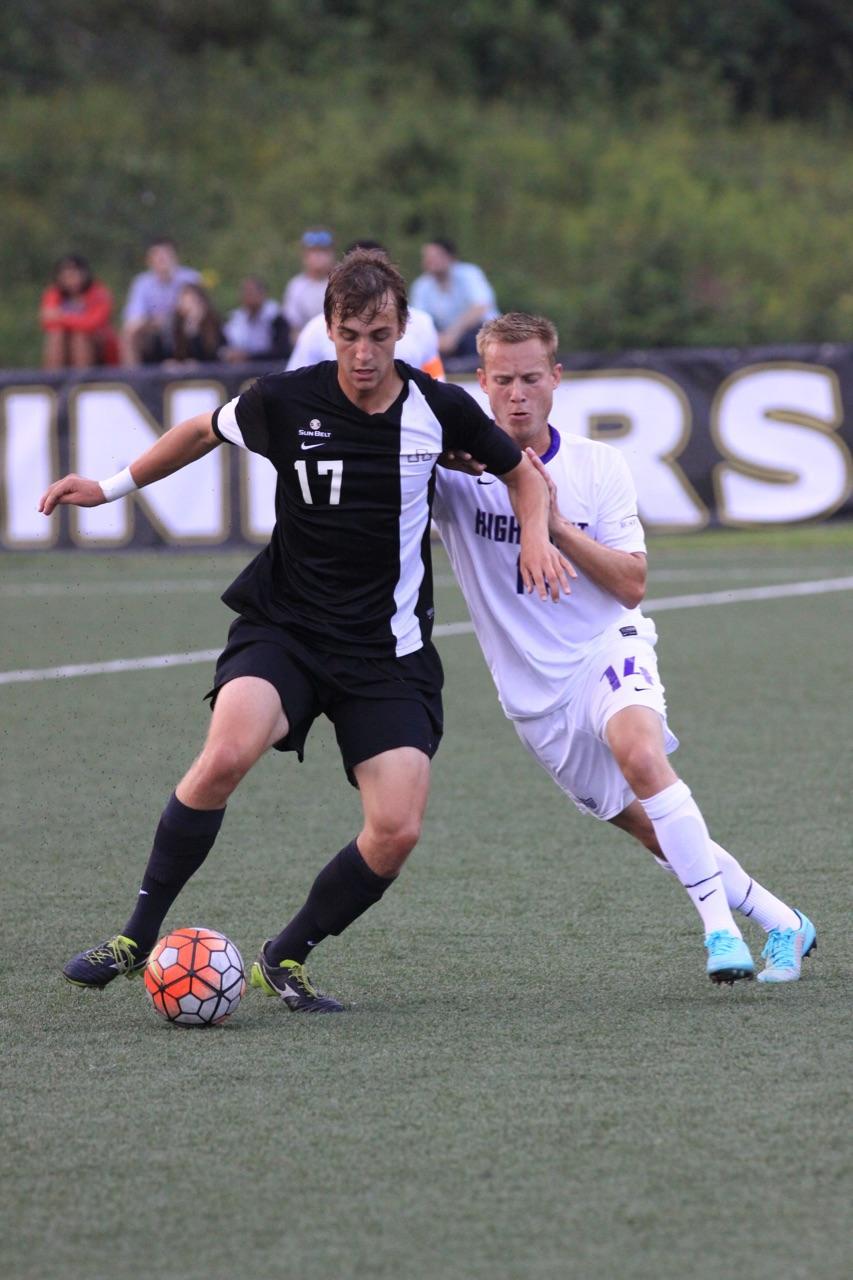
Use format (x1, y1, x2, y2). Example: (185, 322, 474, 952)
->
(513, 631, 679, 821)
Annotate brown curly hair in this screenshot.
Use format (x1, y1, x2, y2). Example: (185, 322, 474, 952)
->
(324, 248, 408, 330)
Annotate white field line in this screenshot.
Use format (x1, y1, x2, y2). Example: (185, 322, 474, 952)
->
(644, 574, 853, 612)
(2, 575, 853, 687)
(1, 565, 849, 597)
(0, 649, 223, 685)
(0, 578, 227, 598)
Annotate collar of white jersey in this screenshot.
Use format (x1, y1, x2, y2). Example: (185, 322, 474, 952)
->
(538, 425, 561, 463)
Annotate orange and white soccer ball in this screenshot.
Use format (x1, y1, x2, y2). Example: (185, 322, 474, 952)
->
(144, 927, 246, 1026)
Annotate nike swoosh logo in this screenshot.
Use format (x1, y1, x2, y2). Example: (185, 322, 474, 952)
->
(476, 476, 496, 485)
(698, 889, 717, 901)
(633, 685, 649, 692)
(301, 442, 324, 450)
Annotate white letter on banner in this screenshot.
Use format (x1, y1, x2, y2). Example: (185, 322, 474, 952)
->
(549, 375, 707, 530)
(69, 382, 228, 546)
(1, 387, 59, 547)
(241, 449, 277, 542)
(712, 365, 852, 525)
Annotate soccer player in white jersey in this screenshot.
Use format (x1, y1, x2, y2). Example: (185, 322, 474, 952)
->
(432, 312, 816, 985)
(288, 241, 446, 380)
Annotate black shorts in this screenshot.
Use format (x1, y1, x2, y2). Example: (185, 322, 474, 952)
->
(206, 616, 444, 785)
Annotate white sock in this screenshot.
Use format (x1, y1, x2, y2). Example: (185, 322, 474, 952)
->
(641, 781, 740, 937)
(709, 843, 800, 932)
(655, 843, 800, 933)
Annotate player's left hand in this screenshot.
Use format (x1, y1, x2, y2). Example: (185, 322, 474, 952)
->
(519, 537, 576, 602)
(438, 450, 486, 476)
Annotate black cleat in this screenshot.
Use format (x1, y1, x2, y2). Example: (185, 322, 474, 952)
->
(249, 944, 343, 1012)
(63, 934, 150, 989)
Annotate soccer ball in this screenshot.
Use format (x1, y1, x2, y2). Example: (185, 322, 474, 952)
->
(144, 927, 246, 1027)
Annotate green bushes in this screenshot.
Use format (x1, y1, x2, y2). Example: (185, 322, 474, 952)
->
(5, 32, 853, 365)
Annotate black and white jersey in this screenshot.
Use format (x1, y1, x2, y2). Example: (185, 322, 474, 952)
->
(212, 361, 521, 657)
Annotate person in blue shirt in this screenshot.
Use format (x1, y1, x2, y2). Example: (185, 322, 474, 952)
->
(121, 237, 201, 366)
(410, 238, 499, 358)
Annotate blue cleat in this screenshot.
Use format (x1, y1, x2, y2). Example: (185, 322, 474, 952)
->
(704, 930, 755, 985)
(63, 934, 150, 989)
(757, 910, 817, 984)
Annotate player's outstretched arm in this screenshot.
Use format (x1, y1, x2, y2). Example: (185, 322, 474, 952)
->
(39, 413, 221, 516)
(500, 454, 575, 601)
(524, 448, 646, 608)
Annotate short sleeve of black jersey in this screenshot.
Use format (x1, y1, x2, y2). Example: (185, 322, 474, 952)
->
(430, 380, 522, 476)
(212, 377, 271, 457)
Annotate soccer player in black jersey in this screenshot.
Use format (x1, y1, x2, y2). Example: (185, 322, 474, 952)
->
(41, 250, 572, 1011)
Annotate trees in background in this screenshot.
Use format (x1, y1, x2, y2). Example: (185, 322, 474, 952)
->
(5, 1, 853, 364)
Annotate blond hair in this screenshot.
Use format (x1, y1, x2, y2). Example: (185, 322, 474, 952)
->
(476, 312, 559, 366)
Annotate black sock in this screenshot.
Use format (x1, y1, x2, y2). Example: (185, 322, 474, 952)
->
(122, 792, 225, 951)
(266, 840, 395, 965)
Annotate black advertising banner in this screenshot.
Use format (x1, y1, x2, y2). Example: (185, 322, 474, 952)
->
(2, 344, 852, 550)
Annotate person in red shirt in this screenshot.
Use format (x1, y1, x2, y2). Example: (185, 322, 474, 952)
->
(40, 254, 119, 369)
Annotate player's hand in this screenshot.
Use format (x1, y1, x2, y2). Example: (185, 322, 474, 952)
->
(524, 447, 562, 532)
(39, 474, 107, 515)
(519, 536, 576, 602)
(438, 450, 486, 476)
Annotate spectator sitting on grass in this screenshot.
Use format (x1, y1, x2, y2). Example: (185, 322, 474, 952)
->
(282, 227, 336, 346)
(161, 283, 225, 369)
(410, 237, 499, 359)
(40, 254, 119, 369)
(221, 276, 289, 363)
(121, 236, 200, 365)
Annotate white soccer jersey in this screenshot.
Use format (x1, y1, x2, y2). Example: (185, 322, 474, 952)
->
(286, 307, 443, 377)
(433, 427, 653, 719)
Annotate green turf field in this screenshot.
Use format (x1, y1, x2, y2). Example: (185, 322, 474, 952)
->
(2, 527, 851, 1280)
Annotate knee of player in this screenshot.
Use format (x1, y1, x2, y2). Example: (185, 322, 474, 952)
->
(198, 739, 255, 792)
(367, 816, 423, 861)
(618, 740, 669, 794)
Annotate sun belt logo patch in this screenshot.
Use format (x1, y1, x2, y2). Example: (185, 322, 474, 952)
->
(299, 417, 331, 440)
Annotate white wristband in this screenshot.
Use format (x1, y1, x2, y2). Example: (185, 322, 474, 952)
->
(98, 467, 138, 502)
